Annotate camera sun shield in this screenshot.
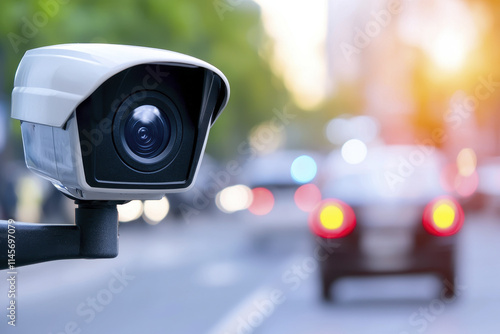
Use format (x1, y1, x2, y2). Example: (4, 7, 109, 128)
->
(11, 44, 230, 200)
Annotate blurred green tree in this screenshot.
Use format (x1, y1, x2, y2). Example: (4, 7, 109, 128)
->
(0, 0, 290, 158)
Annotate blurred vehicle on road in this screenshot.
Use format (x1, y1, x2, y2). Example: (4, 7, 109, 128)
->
(214, 150, 324, 252)
(476, 156, 500, 213)
(240, 150, 321, 190)
(167, 154, 222, 221)
(310, 145, 464, 301)
(239, 150, 323, 220)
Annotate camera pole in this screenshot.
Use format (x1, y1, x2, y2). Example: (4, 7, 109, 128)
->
(0, 201, 120, 269)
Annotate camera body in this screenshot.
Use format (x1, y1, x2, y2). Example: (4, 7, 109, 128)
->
(11, 44, 229, 200)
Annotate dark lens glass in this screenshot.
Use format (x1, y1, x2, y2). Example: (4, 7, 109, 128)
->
(124, 105, 170, 159)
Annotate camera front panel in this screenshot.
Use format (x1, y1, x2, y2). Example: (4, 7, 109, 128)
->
(76, 64, 223, 190)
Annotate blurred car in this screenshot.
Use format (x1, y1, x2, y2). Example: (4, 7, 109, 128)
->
(167, 154, 222, 220)
(239, 150, 323, 218)
(240, 150, 323, 190)
(216, 150, 323, 219)
(310, 145, 464, 301)
(476, 156, 500, 212)
(230, 150, 324, 252)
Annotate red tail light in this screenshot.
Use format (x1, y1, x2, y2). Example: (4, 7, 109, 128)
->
(309, 199, 356, 238)
(248, 187, 274, 216)
(422, 196, 464, 236)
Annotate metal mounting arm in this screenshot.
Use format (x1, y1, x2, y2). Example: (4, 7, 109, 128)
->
(0, 201, 120, 269)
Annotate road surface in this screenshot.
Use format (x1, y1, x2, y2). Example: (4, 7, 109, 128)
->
(1, 207, 499, 334)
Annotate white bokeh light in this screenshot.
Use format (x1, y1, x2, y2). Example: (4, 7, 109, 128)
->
(117, 200, 144, 223)
(143, 197, 170, 225)
(341, 139, 368, 165)
(216, 185, 253, 214)
(326, 118, 352, 145)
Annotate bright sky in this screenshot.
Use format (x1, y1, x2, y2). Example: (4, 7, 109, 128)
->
(398, 0, 478, 72)
(254, 0, 328, 111)
(254, 0, 478, 110)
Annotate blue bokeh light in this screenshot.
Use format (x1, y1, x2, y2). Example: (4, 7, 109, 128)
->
(291, 155, 317, 184)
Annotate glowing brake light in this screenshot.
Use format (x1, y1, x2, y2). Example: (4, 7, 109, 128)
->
(248, 187, 274, 216)
(309, 199, 356, 238)
(422, 197, 464, 236)
(294, 184, 322, 212)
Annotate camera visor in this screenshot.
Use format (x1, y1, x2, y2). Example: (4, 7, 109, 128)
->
(124, 105, 170, 159)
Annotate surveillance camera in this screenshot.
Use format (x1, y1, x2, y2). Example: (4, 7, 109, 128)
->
(11, 43, 230, 201)
(1, 44, 229, 269)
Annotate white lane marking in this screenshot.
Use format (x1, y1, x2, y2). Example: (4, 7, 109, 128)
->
(206, 255, 303, 334)
(206, 286, 275, 334)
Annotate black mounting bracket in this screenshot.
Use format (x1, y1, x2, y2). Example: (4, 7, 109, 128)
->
(0, 201, 120, 269)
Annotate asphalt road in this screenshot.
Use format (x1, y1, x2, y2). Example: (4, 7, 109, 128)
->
(1, 206, 500, 334)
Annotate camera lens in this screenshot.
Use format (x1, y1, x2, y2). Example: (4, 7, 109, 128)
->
(124, 105, 170, 159)
(113, 91, 182, 172)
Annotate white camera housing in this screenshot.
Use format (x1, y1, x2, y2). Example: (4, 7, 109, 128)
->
(12, 44, 229, 200)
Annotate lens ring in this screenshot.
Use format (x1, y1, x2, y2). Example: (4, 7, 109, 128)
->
(112, 91, 182, 172)
(123, 105, 170, 159)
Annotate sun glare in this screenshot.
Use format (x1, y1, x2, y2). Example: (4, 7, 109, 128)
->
(429, 30, 469, 71)
(398, 0, 478, 73)
(254, 0, 328, 110)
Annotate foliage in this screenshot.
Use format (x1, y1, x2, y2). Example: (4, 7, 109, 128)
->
(0, 0, 290, 158)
